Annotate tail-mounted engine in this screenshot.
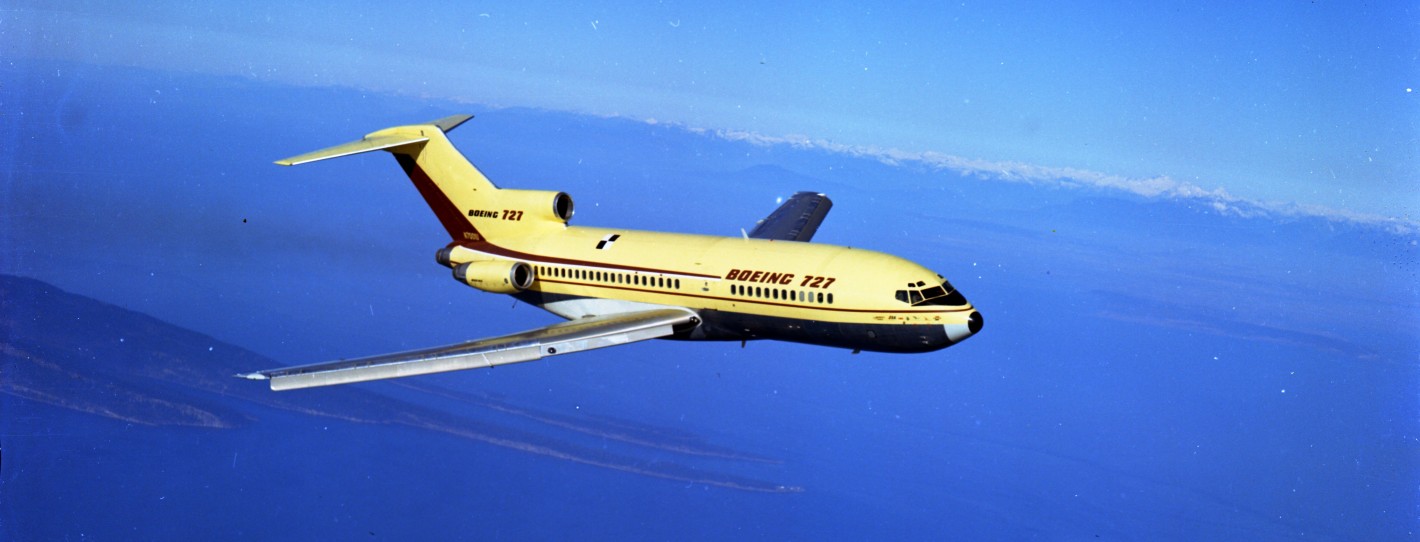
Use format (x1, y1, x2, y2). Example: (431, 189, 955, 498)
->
(436, 244, 480, 268)
(497, 190, 574, 223)
(453, 260, 534, 294)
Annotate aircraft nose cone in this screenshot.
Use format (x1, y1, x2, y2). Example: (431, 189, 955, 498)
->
(944, 310, 983, 344)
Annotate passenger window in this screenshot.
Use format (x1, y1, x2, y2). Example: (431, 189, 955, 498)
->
(827, 293, 834, 304)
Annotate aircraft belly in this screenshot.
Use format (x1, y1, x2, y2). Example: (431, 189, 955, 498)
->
(519, 292, 955, 353)
(517, 291, 689, 321)
(693, 310, 954, 353)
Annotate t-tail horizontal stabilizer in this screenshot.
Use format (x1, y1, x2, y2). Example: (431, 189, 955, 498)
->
(273, 114, 474, 166)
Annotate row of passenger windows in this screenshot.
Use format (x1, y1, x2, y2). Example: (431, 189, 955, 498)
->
(728, 284, 834, 305)
(536, 265, 681, 290)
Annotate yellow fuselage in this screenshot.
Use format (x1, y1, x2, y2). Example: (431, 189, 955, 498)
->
(443, 223, 980, 353)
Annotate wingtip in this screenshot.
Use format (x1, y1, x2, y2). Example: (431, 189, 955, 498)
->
(235, 372, 270, 381)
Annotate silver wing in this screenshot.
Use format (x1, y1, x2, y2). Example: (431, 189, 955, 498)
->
(747, 191, 833, 242)
(237, 308, 697, 391)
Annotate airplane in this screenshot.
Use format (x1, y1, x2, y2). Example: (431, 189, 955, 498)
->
(239, 114, 982, 391)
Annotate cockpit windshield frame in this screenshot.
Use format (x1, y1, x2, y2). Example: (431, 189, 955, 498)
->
(895, 280, 967, 307)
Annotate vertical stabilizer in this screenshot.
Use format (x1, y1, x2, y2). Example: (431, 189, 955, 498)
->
(274, 115, 529, 243)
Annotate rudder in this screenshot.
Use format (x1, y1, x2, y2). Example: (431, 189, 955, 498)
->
(274, 114, 512, 242)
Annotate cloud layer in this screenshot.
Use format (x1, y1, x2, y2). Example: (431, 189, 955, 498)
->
(707, 128, 1419, 236)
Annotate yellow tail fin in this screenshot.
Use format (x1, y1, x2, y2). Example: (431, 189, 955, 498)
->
(275, 115, 571, 243)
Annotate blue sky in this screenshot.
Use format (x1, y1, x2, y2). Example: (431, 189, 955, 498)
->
(5, 1, 1417, 220)
(3, 5, 1418, 538)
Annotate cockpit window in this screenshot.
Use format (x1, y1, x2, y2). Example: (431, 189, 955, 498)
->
(919, 285, 947, 301)
(895, 280, 967, 307)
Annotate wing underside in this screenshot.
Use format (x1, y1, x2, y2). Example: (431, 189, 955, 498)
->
(747, 192, 833, 242)
(238, 308, 696, 391)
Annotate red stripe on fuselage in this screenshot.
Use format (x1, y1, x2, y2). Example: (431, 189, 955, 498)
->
(536, 278, 974, 315)
(454, 241, 721, 279)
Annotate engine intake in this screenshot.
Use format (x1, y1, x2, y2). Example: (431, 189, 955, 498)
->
(453, 260, 534, 294)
